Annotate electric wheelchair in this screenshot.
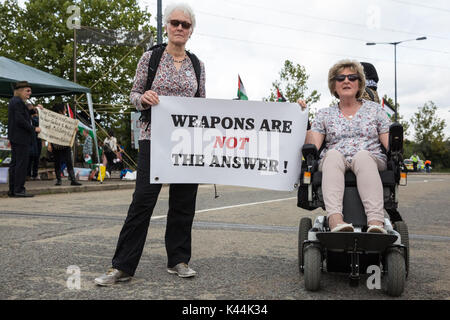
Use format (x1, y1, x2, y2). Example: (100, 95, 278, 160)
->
(297, 122, 409, 297)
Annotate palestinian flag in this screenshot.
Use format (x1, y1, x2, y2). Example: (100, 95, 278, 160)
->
(67, 103, 75, 119)
(237, 75, 248, 100)
(78, 121, 95, 139)
(381, 98, 395, 119)
(277, 88, 287, 102)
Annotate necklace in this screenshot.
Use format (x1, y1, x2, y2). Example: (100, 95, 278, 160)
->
(173, 55, 186, 63)
(339, 108, 356, 119)
(339, 103, 358, 119)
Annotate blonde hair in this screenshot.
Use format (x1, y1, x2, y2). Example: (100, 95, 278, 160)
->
(328, 59, 366, 99)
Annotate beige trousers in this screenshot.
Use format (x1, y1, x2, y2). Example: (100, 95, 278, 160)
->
(319, 149, 387, 224)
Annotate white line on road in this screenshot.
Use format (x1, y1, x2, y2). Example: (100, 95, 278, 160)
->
(406, 179, 445, 183)
(150, 197, 297, 220)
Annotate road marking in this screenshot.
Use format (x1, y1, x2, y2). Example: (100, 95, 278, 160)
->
(2, 211, 449, 241)
(151, 197, 297, 220)
(196, 197, 297, 213)
(407, 179, 444, 183)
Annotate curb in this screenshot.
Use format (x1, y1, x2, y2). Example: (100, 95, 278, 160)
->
(0, 181, 136, 198)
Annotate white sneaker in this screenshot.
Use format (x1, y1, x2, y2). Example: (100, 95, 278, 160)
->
(367, 225, 387, 234)
(94, 268, 132, 286)
(167, 263, 197, 278)
(331, 223, 354, 232)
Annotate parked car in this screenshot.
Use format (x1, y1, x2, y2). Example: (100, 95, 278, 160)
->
(404, 159, 413, 172)
(404, 158, 424, 172)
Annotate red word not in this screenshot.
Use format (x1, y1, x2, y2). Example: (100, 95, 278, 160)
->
(213, 136, 250, 150)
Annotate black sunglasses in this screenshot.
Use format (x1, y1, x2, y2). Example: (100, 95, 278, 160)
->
(169, 19, 192, 29)
(334, 74, 360, 82)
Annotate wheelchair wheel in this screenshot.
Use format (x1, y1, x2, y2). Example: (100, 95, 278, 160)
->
(298, 217, 312, 274)
(394, 221, 409, 276)
(384, 249, 406, 297)
(303, 246, 322, 291)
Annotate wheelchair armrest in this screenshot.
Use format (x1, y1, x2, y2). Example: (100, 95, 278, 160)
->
(302, 144, 319, 160)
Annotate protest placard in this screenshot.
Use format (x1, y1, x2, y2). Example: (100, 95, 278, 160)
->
(38, 108, 79, 147)
(150, 96, 308, 191)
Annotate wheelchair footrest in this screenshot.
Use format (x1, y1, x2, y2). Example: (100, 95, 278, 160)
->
(316, 232, 397, 253)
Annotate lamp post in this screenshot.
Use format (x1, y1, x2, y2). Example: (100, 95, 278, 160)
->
(366, 37, 427, 119)
(157, 0, 163, 45)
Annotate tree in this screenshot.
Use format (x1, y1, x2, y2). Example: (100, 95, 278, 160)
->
(410, 101, 448, 168)
(411, 101, 446, 143)
(0, 0, 155, 161)
(265, 60, 320, 117)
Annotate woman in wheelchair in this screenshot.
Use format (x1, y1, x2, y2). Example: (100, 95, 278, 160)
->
(300, 60, 391, 234)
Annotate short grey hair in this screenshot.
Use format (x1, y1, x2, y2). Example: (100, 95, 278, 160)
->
(163, 2, 196, 29)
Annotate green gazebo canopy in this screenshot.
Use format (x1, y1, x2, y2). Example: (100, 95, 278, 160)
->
(0, 56, 90, 97)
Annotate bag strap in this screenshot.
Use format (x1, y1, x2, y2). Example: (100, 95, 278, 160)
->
(186, 50, 201, 97)
(144, 43, 202, 96)
(145, 43, 167, 92)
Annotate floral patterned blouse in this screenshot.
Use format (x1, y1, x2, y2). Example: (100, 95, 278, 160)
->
(310, 99, 391, 163)
(130, 49, 206, 140)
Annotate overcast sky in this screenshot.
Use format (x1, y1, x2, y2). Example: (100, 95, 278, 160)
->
(139, 0, 450, 139)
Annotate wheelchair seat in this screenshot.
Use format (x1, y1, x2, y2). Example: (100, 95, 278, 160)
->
(297, 122, 405, 227)
(311, 170, 396, 189)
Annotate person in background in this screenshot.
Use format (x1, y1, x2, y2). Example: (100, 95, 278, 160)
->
(95, 2, 206, 286)
(47, 103, 82, 186)
(360, 62, 380, 104)
(7, 81, 41, 197)
(82, 129, 93, 168)
(424, 159, 431, 173)
(411, 153, 418, 172)
(103, 129, 118, 176)
(26, 104, 42, 180)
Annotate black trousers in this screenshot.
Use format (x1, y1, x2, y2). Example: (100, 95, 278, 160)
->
(112, 140, 198, 276)
(28, 141, 41, 178)
(53, 147, 75, 181)
(9, 142, 30, 194)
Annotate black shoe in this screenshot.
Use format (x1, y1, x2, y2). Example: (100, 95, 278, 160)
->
(55, 180, 62, 186)
(8, 191, 14, 197)
(71, 180, 82, 186)
(13, 191, 34, 198)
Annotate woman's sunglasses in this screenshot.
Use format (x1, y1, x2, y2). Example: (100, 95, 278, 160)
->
(334, 74, 360, 82)
(169, 20, 192, 29)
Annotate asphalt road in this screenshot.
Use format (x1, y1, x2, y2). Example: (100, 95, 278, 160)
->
(0, 174, 449, 300)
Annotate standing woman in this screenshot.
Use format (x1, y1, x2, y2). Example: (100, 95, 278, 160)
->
(95, 2, 206, 286)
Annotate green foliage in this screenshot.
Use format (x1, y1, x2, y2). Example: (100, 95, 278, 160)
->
(0, 0, 155, 163)
(408, 101, 449, 169)
(265, 60, 320, 118)
(410, 101, 446, 144)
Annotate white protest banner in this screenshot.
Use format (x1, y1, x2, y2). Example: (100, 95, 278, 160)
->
(38, 108, 79, 147)
(150, 96, 308, 191)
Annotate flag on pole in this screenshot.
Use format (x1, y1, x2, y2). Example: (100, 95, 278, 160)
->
(78, 121, 95, 139)
(67, 103, 75, 119)
(277, 88, 287, 102)
(381, 98, 395, 119)
(237, 75, 248, 100)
